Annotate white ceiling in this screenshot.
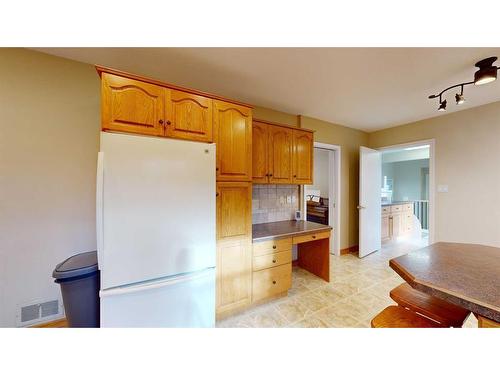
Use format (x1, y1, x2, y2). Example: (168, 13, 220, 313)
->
(33, 48, 500, 131)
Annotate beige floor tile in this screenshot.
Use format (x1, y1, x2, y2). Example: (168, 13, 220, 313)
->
(296, 291, 330, 312)
(275, 298, 313, 324)
(314, 306, 360, 328)
(313, 285, 347, 305)
(292, 315, 330, 328)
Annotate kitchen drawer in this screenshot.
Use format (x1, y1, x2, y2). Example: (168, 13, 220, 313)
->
(390, 204, 403, 213)
(253, 237, 292, 257)
(253, 250, 292, 271)
(252, 263, 292, 303)
(382, 206, 390, 214)
(292, 230, 330, 245)
(403, 203, 413, 211)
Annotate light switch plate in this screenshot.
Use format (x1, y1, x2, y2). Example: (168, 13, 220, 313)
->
(437, 185, 448, 193)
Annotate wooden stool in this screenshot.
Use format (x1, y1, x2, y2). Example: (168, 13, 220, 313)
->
(371, 306, 442, 328)
(390, 283, 470, 327)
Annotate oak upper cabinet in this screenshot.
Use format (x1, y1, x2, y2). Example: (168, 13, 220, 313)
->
(165, 91, 213, 142)
(214, 100, 252, 182)
(216, 181, 252, 242)
(252, 121, 269, 183)
(268, 125, 293, 184)
(101, 73, 165, 136)
(292, 129, 313, 184)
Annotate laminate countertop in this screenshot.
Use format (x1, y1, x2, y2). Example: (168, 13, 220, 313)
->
(382, 201, 414, 207)
(252, 220, 332, 243)
(390, 242, 500, 322)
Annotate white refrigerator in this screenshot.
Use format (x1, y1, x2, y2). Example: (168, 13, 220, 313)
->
(96, 132, 216, 327)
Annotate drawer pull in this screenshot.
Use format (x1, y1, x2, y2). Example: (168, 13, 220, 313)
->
(312, 235, 316, 239)
(272, 259, 277, 263)
(272, 280, 276, 284)
(272, 245, 276, 249)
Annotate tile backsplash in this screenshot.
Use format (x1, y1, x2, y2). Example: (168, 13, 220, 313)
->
(252, 184, 299, 224)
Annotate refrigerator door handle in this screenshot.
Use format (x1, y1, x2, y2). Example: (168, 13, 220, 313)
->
(96, 151, 104, 268)
(100, 267, 214, 298)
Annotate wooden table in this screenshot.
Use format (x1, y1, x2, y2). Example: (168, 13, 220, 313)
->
(390, 242, 500, 327)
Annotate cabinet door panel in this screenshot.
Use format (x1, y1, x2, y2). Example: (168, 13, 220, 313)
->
(214, 101, 252, 181)
(166, 90, 213, 142)
(216, 182, 252, 242)
(292, 130, 313, 184)
(216, 240, 252, 316)
(102, 73, 165, 136)
(381, 215, 390, 240)
(268, 126, 293, 184)
(252, 121, 269, 183)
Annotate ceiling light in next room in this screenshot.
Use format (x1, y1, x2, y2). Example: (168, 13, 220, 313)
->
(404, 145, 429, 151)
(428, 56, 500, 111)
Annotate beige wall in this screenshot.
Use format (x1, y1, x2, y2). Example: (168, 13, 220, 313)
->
(0, 48, 100, 326)
(253, 106, 299, 127)
(369, 102, 500, 247)
(300, 116, 369, 249)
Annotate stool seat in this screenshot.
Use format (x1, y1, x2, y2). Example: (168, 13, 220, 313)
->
(371, 306, 442, 328)
(390, 283, 470, 327)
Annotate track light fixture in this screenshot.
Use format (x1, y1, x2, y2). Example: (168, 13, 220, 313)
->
(438, 99, 447, 111)
(429, 57, 500, 111)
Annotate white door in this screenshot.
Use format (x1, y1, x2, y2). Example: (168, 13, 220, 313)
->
(100, 268, 215, 328)
(97, 132, 216, 290)
(358, 146, 381, 257)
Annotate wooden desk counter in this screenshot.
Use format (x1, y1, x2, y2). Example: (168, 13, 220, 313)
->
(252, 220, 332, 282)
(390, 242, 500, 326)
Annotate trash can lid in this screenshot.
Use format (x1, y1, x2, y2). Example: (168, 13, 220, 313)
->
(52, 251, 98, 280)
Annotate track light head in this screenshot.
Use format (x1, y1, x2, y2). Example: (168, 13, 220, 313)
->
(455, 93, 465, 105)
(438, 99, 447, 111)
(474, 57, 498, 85)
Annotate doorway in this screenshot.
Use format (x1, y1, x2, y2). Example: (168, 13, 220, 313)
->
(358, 140, 435, 258)
(303, 143, 341, 256)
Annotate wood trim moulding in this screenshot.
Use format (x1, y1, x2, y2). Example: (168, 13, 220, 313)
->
(31, 318, 68, 328)
(253, 118, 315, 133)
(340, 245, 359, 255)
(95, 65, 254, 109)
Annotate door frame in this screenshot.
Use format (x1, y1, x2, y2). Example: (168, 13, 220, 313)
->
(377, 139, 435, 244)
(302, 142, 341, 256)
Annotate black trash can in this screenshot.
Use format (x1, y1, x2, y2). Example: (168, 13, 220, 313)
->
(53, 251, 100, 327)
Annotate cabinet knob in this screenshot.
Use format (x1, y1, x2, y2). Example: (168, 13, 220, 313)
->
(159, 119, 164, 125)
(272, 245, 276, 249)
(272, 280, 276, 285)
(294, 175, 297, 178)
(166, 120, 171, 125)
(216, 167, 219, 171)
(216, 192, 219, 197)
(272, 259, 277, 263)
(269, 174, 273, 177)
(312, 235, 316, 239)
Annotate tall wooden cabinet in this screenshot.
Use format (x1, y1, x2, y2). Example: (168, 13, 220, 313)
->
(252, 119, 314, 185)
(214, 101, 253, 318)
(216, 182, 252, 316)
(214, 101, 252, 182)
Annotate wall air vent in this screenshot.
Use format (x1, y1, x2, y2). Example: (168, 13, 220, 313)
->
(18, 299, 63, 326)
